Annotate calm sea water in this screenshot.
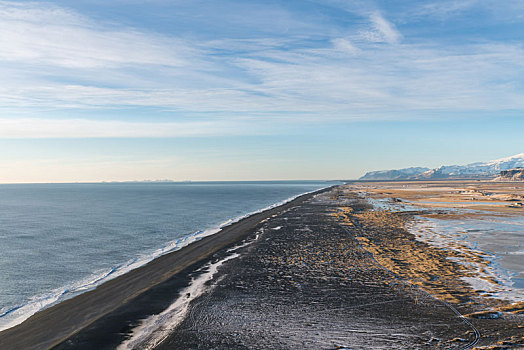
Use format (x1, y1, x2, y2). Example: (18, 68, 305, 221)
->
(0, 181, 331, 330)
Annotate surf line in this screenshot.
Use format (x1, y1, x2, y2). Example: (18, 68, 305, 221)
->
(118, 229, 262, 350)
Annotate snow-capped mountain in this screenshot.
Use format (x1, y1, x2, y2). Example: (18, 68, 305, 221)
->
(494, 168, 524, 181)
(359, 153, 524, 180)
(416, 153, 524, 179)
(359, 167, 430, 180)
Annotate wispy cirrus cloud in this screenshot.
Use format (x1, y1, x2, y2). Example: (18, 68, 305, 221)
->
(409, 0, 478, 19)
(0, 1, 192, 68)
(369, 13, 403, 44)
(0, 0, 523, 138)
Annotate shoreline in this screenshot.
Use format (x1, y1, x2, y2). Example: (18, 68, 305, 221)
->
(0, 186, 333, 350)
(0, 184, 329, 333)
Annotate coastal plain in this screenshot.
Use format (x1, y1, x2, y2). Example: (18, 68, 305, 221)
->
(1, 183, 523, 349)
(154, 184, 523, 349)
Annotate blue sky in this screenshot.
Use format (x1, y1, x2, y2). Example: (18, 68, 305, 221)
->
(0, 0, 523, 182)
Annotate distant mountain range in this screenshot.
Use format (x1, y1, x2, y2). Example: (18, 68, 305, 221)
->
(359, 153, 524, 180)
(359, 167, 430, 180)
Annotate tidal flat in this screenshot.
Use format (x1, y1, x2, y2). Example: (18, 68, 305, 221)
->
(352, 180, 524, 303)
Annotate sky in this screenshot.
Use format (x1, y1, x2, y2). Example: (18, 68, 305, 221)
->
(0, 0, 523, 182)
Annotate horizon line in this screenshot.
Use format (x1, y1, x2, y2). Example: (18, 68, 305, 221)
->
(0, 179, 347, 185)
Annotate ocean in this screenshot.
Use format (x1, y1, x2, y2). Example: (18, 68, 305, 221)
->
(0, 181, 331, 331)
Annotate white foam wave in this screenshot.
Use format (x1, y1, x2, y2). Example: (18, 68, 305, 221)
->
(0, 266, 121, 331)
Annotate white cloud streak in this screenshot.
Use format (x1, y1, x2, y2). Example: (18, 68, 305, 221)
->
(331, 38, 360, 54)
(0, 1, 190, 68)
(0, 118, 248, 138)
(369, 13, 402, 44)
(411, 0, 478, 19)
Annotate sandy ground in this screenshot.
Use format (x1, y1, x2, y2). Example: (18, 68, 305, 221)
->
(350, 180, 524, 214)
(155, 187, 522, 349)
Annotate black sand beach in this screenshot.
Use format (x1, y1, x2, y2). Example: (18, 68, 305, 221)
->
(0, 189, 328, 350)
(152, 187, 523, 349)
(1, 185, 522, 349)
